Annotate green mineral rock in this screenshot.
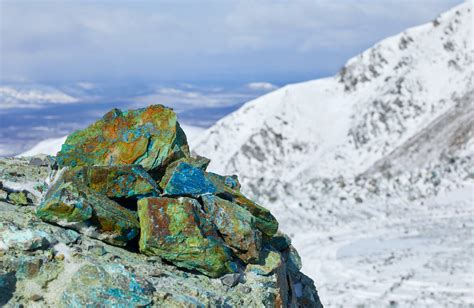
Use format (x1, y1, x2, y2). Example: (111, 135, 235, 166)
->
(202, 195, 262, 263)
(138, 197, 234, 277)
(56, 105, 190, 171)
(37, 180, 139, 246)
(230, 192, 279, 237)
(62, 165, 159, 198)
(206, 173, 278, 237)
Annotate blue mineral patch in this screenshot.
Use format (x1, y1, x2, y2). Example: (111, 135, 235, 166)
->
(163, 162, 216, 196)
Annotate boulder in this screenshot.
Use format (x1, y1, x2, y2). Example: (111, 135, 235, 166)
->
(137, 197, 234, 277)
(229, 192, 278, 237)
(268, 232, 292, 252)
(27, 104, 280, 279)
(206, 172, 278, 237)
(202, 195, 261, 263)
(37, 180, 139, 246)
(56, 105, 190, 171)
(62, 165, 159, 198)
(160, 161, 216, 196)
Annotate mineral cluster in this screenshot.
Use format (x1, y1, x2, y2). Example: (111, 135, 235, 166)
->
(0, 105, 323, 307)
(39, 104, 280, 277)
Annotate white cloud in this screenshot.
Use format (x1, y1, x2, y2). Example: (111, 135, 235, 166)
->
(133, 86, 254, 112)
(0, 86, 78, 109)
(247, 82, 278, 91)
(76, 82, 96, 90)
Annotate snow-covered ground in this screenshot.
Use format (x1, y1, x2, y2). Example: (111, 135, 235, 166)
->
(295, 185, 473, 307)
(284, 179, 474, 307)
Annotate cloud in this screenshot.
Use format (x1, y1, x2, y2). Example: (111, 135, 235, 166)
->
(76, 82, 96, 90)
(247, 82, 278, 91)
(133, 86, 254, 112)
(0, 86, 78, 109)
(0, 0, 463, 84)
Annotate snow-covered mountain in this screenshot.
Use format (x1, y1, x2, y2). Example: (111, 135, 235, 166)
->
(195, 2, 473, 307)
(196, 2, 472, 182)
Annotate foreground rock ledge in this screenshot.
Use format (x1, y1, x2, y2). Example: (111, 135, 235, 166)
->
(0, 104, 323, 307)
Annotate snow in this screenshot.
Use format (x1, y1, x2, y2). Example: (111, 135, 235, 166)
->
(194, 2, 474, 306)
(289, 184, 474, 307)
(18, 124, 205, 157)
(18, 136, 67, 157)
(195, 2, 472, 180)
(180, 124, 205, 150)
(53, 242, 72, 260)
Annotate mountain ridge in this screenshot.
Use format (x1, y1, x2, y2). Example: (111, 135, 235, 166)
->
(195, 1, 472, 182)
(194, 2, 474, 306)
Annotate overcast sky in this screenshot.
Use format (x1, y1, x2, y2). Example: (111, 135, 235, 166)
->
(0, 0, 463, 86)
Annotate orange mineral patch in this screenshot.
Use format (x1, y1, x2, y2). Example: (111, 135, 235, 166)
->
(116, 136, 149, 165)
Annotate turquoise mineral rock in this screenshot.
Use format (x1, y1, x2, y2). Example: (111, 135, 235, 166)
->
(63, 165, 159, 198)
(160, 161, 216, 196)
(137, 197, 234, 277)
(202, 195, 262, 263)
(37, 179, 139, 247)
(205, 172, 278, 237)
(56, 105, 190, 171)
(34, 104, 282, 279)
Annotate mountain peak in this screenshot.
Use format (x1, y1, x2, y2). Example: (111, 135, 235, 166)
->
(195, 1, 472, 181)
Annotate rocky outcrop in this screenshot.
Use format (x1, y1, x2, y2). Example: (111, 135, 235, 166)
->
(0, 104, 323, 307)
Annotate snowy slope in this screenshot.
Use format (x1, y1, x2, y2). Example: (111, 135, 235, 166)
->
(195, 3, 474, 306)
(18, 136, 68, 157)
(19, 124, 205, 157)
(195, 2, 472, 182)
